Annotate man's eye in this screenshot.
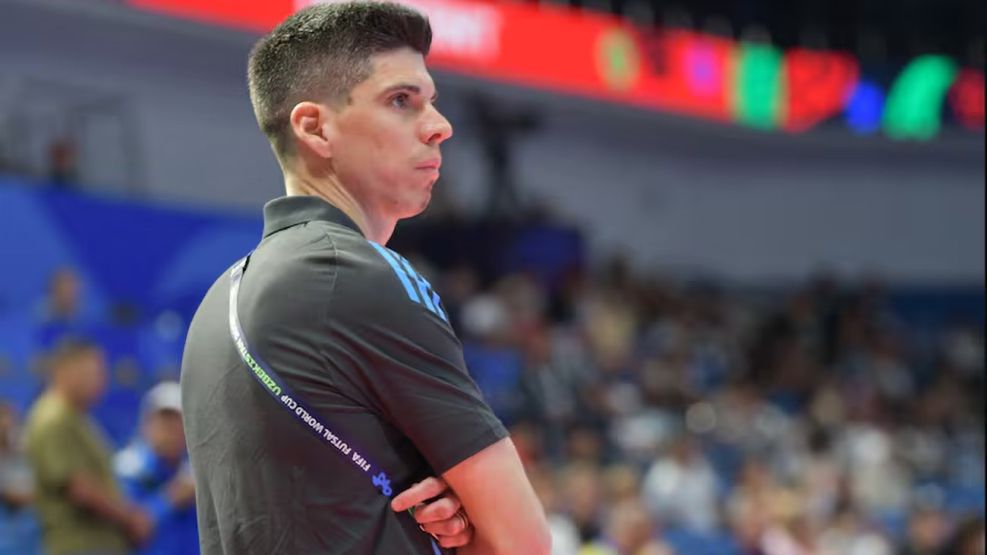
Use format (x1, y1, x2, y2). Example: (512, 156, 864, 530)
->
(391, 93, 410, 109)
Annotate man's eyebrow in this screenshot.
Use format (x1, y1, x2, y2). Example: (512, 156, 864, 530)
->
(380, 83, 439, 102)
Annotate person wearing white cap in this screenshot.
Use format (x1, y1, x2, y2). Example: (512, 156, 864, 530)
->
(114, 381, 198, 555)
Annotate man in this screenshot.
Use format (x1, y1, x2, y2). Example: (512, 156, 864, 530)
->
(114, 381, 198, 555)
(23, 339, 151, 555)
(180, 2, 550, 554)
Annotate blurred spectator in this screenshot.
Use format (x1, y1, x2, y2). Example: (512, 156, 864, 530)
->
(641, 435, 720, 532)
(42, 268, 82, 322)
(529, 463, 582, 555)
(114, 381, 197, 555)
(0, 402, 33, 509)
(817, 505, 894, 555)
(578, 286, 638, 378)
(517, 323, 596, 461)
(37, 268, 90, 351)
(578, 499, 675, 555)
(941, 516, 985, 555)
(794, 428, 842, 529)
(47, 136, 78, 186)
(461, 291, 525, 422)
(23, 339, 151, 555)
(758, 513, 821, 555)
(899, 506, 951, 555)
(0, 402, 41, 555)
(562, 462, 606, 543)
(604, 465, 643, 506)
(940, 323, 985, 380)
(841, 419, 911, 515)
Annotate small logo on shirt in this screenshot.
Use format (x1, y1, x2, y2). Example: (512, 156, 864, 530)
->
(369, 243, 449, 323)
(372, 472, 393, 497)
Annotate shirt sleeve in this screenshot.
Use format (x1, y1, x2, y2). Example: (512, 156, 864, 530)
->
(325, 244, 509, 475)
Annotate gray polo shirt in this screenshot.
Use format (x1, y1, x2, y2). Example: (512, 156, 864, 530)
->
(180, 195, 507, 555)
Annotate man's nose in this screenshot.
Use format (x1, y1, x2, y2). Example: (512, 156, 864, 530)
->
(421, 106, 453, 146)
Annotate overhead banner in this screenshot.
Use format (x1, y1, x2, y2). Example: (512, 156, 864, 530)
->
(129, 0, 293, 32)
(127, 0, 981, 138)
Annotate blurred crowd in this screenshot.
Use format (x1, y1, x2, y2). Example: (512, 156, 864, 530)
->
(435, 253, 985, 555)
(1, 245, 984, 555)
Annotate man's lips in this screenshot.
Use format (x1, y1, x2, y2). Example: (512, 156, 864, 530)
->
(416, 158, 442, 170)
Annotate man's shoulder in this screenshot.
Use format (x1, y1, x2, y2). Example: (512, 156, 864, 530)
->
(329, 241, 452, 328)
(240, 222, 392, 307)
(198, 225, 451, 332)
(23, 397, 90, 464)
(24, 394, 73, 436)
(254, 219, 386, 279)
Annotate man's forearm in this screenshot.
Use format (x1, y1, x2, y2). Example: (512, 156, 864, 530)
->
(456, 537, 495, 555)
(442, 438, 553, 555)
(66, 473, 133, 529)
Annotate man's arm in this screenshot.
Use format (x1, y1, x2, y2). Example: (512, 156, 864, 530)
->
(337, 247, 550, 553)
(442, 437, 551, 555)
(392, 438, 550, 553)
(28, 422, 151, 543)
(66, 472, 151, 543)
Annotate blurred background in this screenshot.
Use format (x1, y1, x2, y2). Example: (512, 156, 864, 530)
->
(0, 0, 983, 554)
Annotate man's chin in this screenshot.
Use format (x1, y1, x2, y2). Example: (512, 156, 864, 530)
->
(396, 195, 431, 220)
(414, 194, 432, 216)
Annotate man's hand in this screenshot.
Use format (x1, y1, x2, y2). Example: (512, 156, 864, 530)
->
(392, 477, 473, 549)
(165, 470, 196, 509)
(124, 508, 154, 546)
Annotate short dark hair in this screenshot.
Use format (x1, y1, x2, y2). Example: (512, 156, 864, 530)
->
(247, 1, 432, 160)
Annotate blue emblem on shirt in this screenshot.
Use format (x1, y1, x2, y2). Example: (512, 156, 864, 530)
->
(369, 243, 448, 323)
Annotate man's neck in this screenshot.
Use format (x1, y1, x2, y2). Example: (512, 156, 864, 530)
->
(49, 386, 86, 413)
(283, 171, 395, 245)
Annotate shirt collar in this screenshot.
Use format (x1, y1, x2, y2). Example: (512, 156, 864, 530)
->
(262, 195, 363, 238)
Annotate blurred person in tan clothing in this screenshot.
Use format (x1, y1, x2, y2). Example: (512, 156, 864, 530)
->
(24, 339, 150, 555)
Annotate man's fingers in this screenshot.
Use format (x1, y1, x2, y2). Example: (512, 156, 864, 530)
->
(420, 514, 470, 538)
(437, 527, 474, 549)
(391, 477, 449, 512)
(413, 495, 462, 524)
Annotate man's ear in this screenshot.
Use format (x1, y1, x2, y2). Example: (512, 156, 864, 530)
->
(289, 101, 335, 158)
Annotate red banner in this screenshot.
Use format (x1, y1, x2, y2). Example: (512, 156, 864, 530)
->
(128, 0, 860, 131)
(949, 69, 986, 130)
(129, 0, 293, 32)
